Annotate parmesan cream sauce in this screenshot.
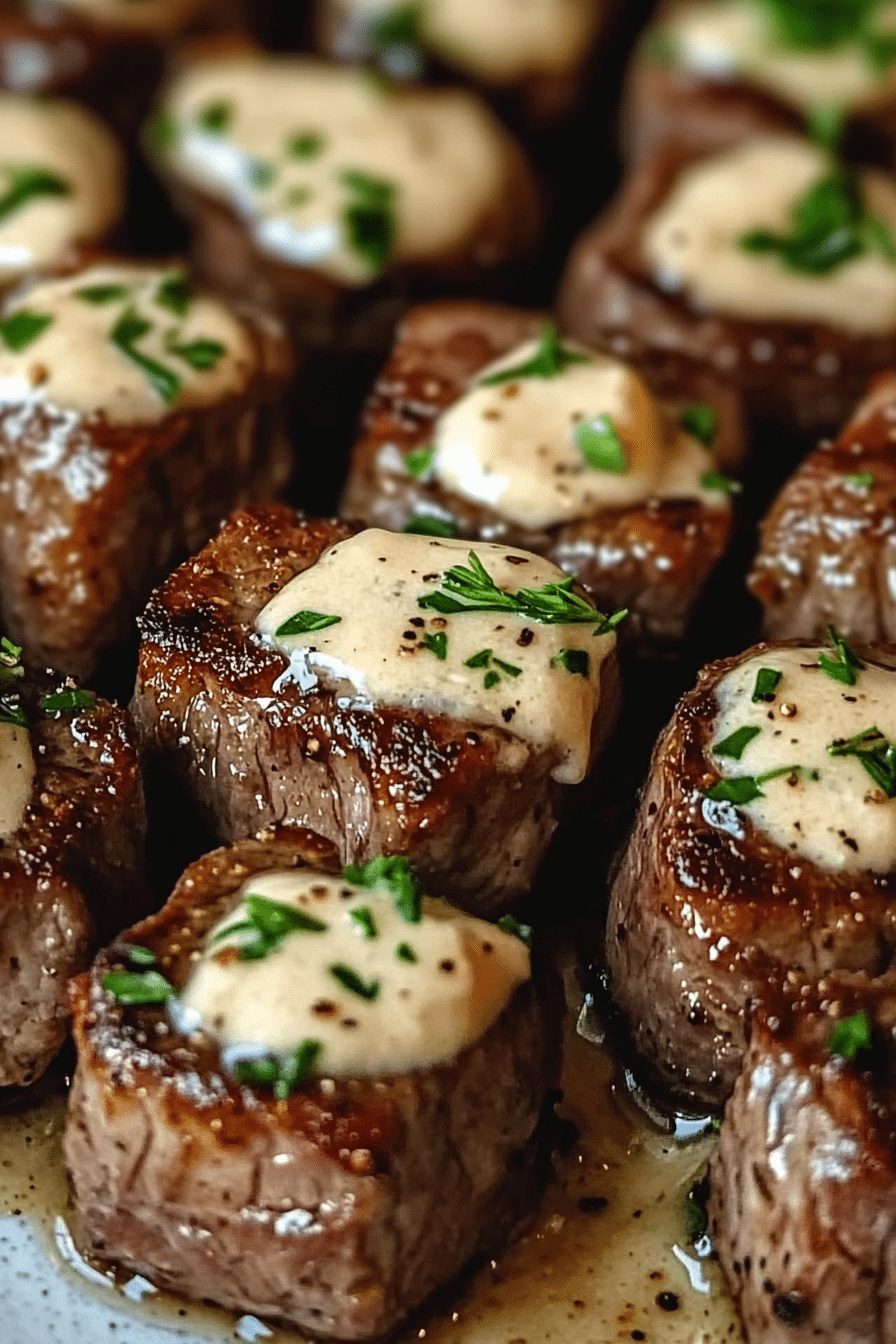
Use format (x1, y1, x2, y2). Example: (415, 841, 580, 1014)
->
(158, 56, 514, 286)
(430, 338, 728, 529)
(711, 647, 896, 873)
(0, 261, 257, 424)
(0, 97, 122, 290)
(643, 135, 896, 336)
(664, 0, 896, 114)
(0, 721, 34, 842)
(176, 869, 530, 1076)
(256, 529, 615, 785)
(59, 0, 209, 34)
(335, 0, 599, 83)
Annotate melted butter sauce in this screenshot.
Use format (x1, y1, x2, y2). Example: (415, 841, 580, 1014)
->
(0, 972, 743, 1344)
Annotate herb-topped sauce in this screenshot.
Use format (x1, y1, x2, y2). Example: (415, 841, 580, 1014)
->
(155, 55, 516, 286)
(643, 135, 896, 334)
(0, 97, 122, 291)
(0, 722, 33, 843)
(429, 327, 731, 529)
(256, 529, 619, 785)
(0, 261, 256, 424)
(709, 643, 896, 873)
(175, 867, 531, 1079)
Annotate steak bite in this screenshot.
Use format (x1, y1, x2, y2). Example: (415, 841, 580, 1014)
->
(131, 506, 620, 916)
(710, 973, 896, 1343)
(341, 299, 743, 650)
(64, 833, 556, 1340)
(750, 371, 896, 645)
(0, 640, 146, 1087)
(0, 256, 292, 679)
(606, 636, 896, 1110)
(557, 132, 896, 437)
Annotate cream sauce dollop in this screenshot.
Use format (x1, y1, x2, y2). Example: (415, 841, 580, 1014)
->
(710, 646, 896, 873)
(0, 261, 256, 424)
(643, 135, 896, 335)
(177, 868, 531, 1076)
(431, 337, 728, 528)
(664, 0, 896, 115)
(0, 97, 122, 290)
(0, 722, 34, 843)
(256, 529, 615, 785)
(157, 55, 515, 286)
(59, 0, 209, 34)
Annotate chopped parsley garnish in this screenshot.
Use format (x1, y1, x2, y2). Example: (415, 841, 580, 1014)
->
(497, 914, 533, 945)
(574, 414, 629, 474)
(714, 724, 761, 760)
(551, 648, 590, 677)
(403, 515, 459, 538)
(147, 108, 177, 151)
(0, 700, 26, 728)
(0, 637, 23, 681)
(330, 963, 380, 1000)
(0, 166, 70, 226)
(212, 894, 328, 961)
(76, 284, 130, 305)
(197, 99, 232, 133)
(396, 941, 418, 963)
(806, 103, 846, 151)
(701, 470, 742, 494)
(342, 169, 396, 276)
(463, 647, 521, 690)
(344, 855, 422, 923)
(0, 638, 24, 725)
(704, 763, 819, 804)
(232, 1039, 321, 1099)
(845, 470, 875, 487)
(288, 131, 324, 159)
(760, 0, 896, 66)
(102, 969, 175, 1005)
(685, 1184, 708, 1242)
(110, 308, 180, 404)
(828, 1009, 872, 1061)
(827, 724, 896, 796)
(120, 944, 157, 967)
(679, 402, 717, 447)
(275, 610, 342, 637)
(752, 666, 782, 702)
(740, 167, 896, 275)
(249, 160, 276, 190)
(479, 322, 590, 386)
(421, 630, 447, 660)
(404, 445, 434, 478)
(418, 549, 626, 635)
(155, 271, 193, 317)
(167, 336, 226, 371)
(818, 624, 864, 685)
(371, 2, 424, 56)
(0, 309, 52, 351)
(39, 689, 95, 714)
(350, 906, 378, 939)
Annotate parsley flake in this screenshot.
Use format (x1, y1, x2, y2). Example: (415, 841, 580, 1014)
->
(350, 906, 378, 939)
(396, 941, 418, 963)
(704, 763, 817, 804)
(344, 855, 422, 923)
(497, 914, 532, 945)
(102, 968, 174, 1005)
(342, 169, 396, 276)
(0, 166, 70, 226)
(480, 322, 590, 386)
(551, 648, 590, 677)
(212, 894, 328, 961)
(818, 624, 864, 685)
(0, 309, 52, 351)
(197, 99, 232, 133)
(405, 445, 434, 478)
(827, 724, 896, 796)
(403, 515, 459, 538)
(275, 610, 342, 637)
(40, 689, 95, 714)
(421, 630, 447, 660)
(76, 284, 129, 306)
(330, 963, 380, 1000)
(828, 1009, 872, 1061)
(167, 336, 226, 371)
(679, 402, 717, 446)
(714, 724, 761, 760)
(110, 308, 180, 404)
(233, 1039, 321, 1099)
(575, 414, 629, 474)
(752, 667, 783, 702)
(701, 470, 742, 494)
(845, 471, 875, 488)
(155, 271, 193, 317)
(287, 131, 324, 159)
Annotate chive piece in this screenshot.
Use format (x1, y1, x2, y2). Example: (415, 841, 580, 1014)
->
(404, 445, 434, 478)
(274, 1040, 321, 1099)
(212, 893, 328, 961)
(396, 941, 418, 963)
(714, 725, 761, 760)
(344, 855, 422, 923)
(828, 1009, 872, 1061)
(283, 186, 312, 209)
(497, 914, 532, 946)
(818, 624, 864, 685)
(551, 648, 590, 677)
(330, 964, 380, 1000)
(464, 648, 492, 669)
(341, 169, 396, 276)
(403, 515, 459, 538)
(197, 99, 232, 133)
(39, 689, 95, 714)
(827, 724, 896, 797)
(167, 337, 225, 371)
(0, 166, 69, 226)
(0, 309, 52, 351)
(350, 906, 378, 939)
(287, 131, 324, 159)
(76, 284, 129, 306)
(752, 667, 782, 702)
(479, 322, 590, 386)
(701, 470, 742, 495)
(0, 704, 27, 728)
(760, 0, 872, 51)
(147, 108, 178, 151)
(121, 944, 157, 967)
(421, 631, 447, 660)
(371, 2, 424, 58)
(102, 969, 174, 1005)
(845, 471, 875, 488)
(275, 610, 342, 637)
(703, 775, 764, 805)
(806, 103, 845, 151)
(110, 308, 180, 404)
(756, 763, 814, 784)
(155, 271, 193, 317)
(678, 402, 717, 447)
(232, 1056, 279, 1087)
(483, 669, 500, 689)
(249, 160, 276, 190)
(493, 657, 522, 677)
(575, 415, 629, 474)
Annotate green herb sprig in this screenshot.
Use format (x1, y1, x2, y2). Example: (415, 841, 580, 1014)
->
(480, 322, 590, 386)
(344, 855, 422, 923)
(827, 724, 896, 796)
(828, 1009, 872, 1061)
(40, 689, 95, 715)
(212, 894, 328, 961)
(232, 1040, 321, 1099)
(704, 763, 819, 805)
(818, 624, 864, 685)
(275, 610, 342, 637)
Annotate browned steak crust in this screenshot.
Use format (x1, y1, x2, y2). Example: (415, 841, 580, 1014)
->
(606, 641, 896, 1110)
(750, 371, 896, 644)
(64, 833, 556, 1341)
(131, 504, 618, 916)
(0, 669, 146, 1086)
(341, 298, 740, 648)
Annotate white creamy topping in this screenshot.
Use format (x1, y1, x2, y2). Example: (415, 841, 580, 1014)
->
(666, 0, 896, 114)
(643, 135, 896, 335)
(0, 261, 256, 424)
(59, 0, 208, 34)
(0, 97, 122, 290)
(711, 647, 896, 873)
(0, 722, 34, 843)
(158, 55, 514, 286)
(178, 869, 530, 1076)
(431, 337, 729, 529)
(256, 529, 616, 785)
(336, 0, 599, 83)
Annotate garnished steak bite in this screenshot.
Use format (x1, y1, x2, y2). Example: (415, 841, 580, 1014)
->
(0, 256, 291, 678)
(64, 833, 556, 1340)
(710, 973, 896, 1342)
(131, 506, 620, 915)
(750, 370, 896, 644)
(341, 299, 743, 649)
(0, 638, 146, 1087)
(147, 48, 540, 343)
(557, 131, 896, 436)
(606, 634, 896, 1109)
